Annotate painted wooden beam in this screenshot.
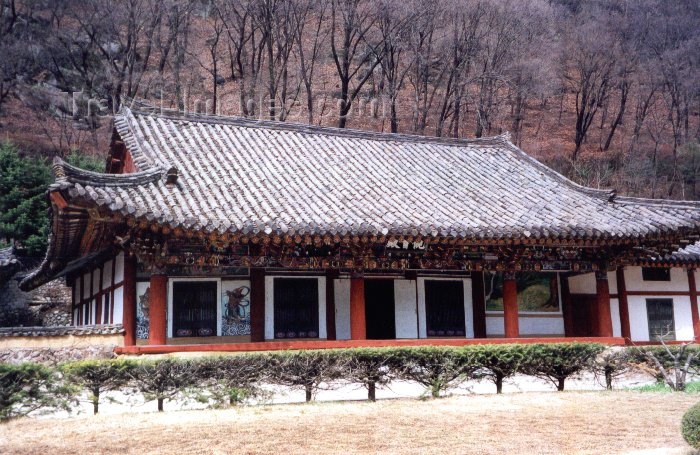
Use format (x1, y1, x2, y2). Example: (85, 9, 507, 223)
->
(595, 271, 613, 337)
(503, 273, 519, 338)
(688, 269, 700, 341)
(616, 267, 631, 341)
(350, 276, 366, 340)
(122, 256, 137, 346)
(148, 274, 167, 345)
(471, 271, 487, 338)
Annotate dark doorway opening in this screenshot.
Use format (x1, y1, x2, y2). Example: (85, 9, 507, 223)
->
(273, 278, 319, 339)
(172, 281, 217, 337)
(365, 279, 395, 339)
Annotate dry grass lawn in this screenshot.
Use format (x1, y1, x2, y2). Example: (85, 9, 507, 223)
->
(1, 391, 698, 455)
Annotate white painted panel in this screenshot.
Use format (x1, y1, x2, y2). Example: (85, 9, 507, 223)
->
(102, 260, 113, 289)
(486, 316, 503, 336)
(91, 299, 97, 325)
(318, 278, 327, 339)
(92, 270, 100, 297)
(416, 278, 427, 338)
(624, 266, 689, 292)
(568, 273, 595, 294)
(114, 252, 125, 283)
(607, 271, 618, 294)
(694, 270, 700, 292)
(485, 316, 564, 336)
(73, 308, 79, 325)
(463, 278, 474, 338)
(673, 297, 694, 341)
(82, 273, 91, 298)
(628, 296, 650, 342)
(334, 279, 351, 340)
(113, 286, 124, 324)
(264, 276, 274, 340)
(394, 279, 417, 339)
(610, 298, 621, 337)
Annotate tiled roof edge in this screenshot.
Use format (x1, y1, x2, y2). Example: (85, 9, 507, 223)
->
(51, 157, 164, 189)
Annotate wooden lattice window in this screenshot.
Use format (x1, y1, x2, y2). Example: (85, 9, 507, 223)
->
(646, 298, 675, 341)
(425, 280, 465, 337)
(273, 278, 319, 339)
(172, 281, 217, 337)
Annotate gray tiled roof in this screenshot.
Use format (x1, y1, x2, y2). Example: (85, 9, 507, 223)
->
(50, 104, 700, 241)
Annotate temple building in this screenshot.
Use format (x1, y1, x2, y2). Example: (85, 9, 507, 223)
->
(19, 102, 700, 353)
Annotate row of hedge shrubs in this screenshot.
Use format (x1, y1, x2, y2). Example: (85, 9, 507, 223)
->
(1, 343, 696, 420)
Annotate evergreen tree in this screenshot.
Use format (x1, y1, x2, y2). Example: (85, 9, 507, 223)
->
(0, 142, 51, 256)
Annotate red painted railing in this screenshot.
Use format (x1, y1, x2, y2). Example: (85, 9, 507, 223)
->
(115, 336, 626, 355)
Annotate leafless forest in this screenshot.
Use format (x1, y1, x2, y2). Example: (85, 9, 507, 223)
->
(1, 0, 699, 198)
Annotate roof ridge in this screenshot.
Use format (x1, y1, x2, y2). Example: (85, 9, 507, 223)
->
(52, 156, 164, 188)
(118, 98, 511, 148)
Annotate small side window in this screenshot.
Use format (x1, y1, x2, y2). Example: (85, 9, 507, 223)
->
(641, 267, 671, 282)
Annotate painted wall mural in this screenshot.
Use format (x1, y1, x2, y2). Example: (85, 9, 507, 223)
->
(221, 280, 251, 336)
(136, 282, 150, 339)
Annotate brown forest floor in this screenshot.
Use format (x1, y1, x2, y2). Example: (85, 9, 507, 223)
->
(1, 391, 698, 455)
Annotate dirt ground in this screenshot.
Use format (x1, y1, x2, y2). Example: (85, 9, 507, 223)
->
(1, 391, 698, 455)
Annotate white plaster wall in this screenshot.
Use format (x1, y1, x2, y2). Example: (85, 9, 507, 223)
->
(113, 286, 124, 324)
(624, 266, 689, 292)
(611, 298, 621, 337)
(394, 279, 417, 339)
(102, 259, 112, 289)
(334, 279, 351, 340)
(114, 252, 125, 284)
(264, 276, 326, 340)
(82, 272, 90, 298)
(674, 297, 695, 341)
(92, 271, 100, 297)
(485, 316, 565, 337)
(627, 295, 694, 342)
(568, 273, 596, 294)
(463, 279, 474, 338)
(607, 271, 618, 294)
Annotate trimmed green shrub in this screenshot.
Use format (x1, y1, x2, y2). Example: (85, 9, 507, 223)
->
(62, 359, 136, 414)
(470, 345, 526, 393)
(0, 362, 75, 421)
(128, 359, 199, 412)
(522, 343, 605, 391)
(593, 348, 632, 390)
(682, 402, 700, 448)
(265, 350, 343, 402)
(394, 347, 479, 398)
(196, 354, 267, 406)
(338, 348, 398, 401)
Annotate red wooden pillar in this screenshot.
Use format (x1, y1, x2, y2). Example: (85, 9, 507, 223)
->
(325, 269, 338, 341)
(471, 271, 487, 338)
(350, 275, 366, 340)
(688, 269, 700, 341)
(503, 272, 519, 338)
(122, 256, 137, 346)
(560, 274, 575, 337)
(250, 268, 266, 342)
(595, 271, 613, 337)
(148, 274, 167, 345)
(616, 267, 631, 341)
